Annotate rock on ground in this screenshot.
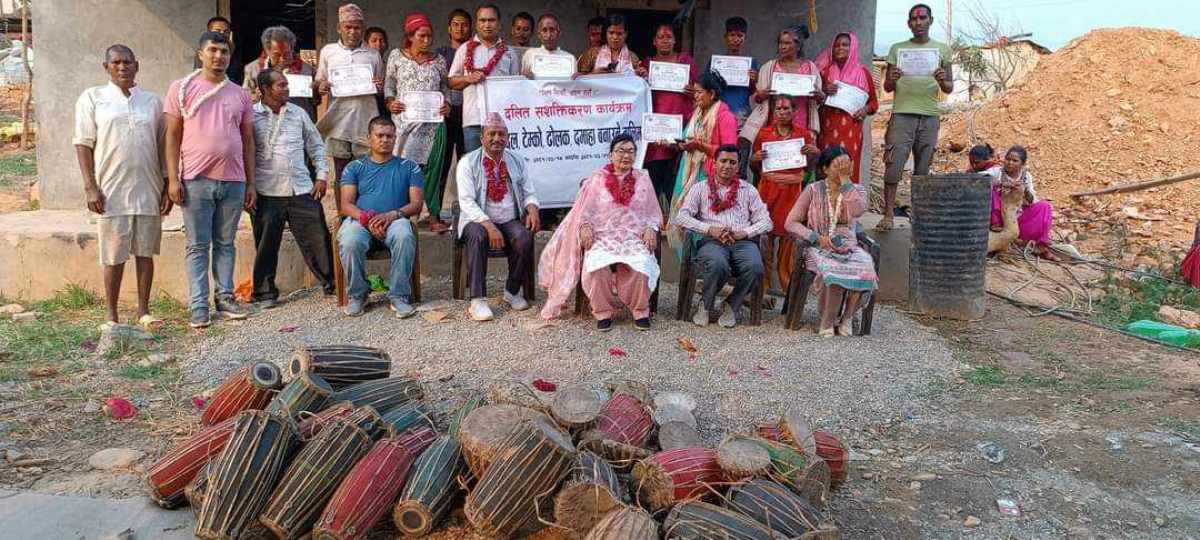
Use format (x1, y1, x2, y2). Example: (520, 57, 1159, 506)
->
(87, 448, 144, 470)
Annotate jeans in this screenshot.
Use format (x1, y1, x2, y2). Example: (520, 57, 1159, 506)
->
(463, 125, 483, 155)
(181, 178, 246, 312)
(696, 238, 764, 313)
(337, 217, 416, 301)
(251, 194, 334, 301)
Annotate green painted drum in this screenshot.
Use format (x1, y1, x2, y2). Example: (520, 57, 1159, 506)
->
(393, 435, 468, 538)
(266, 372, 333, 424)
(331, 377, 424, 416)
(195, 410, 297, 540)
(288, 344, 392, 391)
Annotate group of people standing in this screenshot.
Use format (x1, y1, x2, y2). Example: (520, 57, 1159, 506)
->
(76, 2, 1011, 337)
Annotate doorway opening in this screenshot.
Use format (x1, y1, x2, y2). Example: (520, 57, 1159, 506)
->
(229, 0, 317, 69)
(606, 8, 692, 60)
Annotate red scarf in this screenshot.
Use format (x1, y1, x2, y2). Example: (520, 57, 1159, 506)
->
(465, 38, 508, 75)
(257, 52, 306, 74)
(483, 155, 509, 203)
(604, 164, 637, 206)
(708, 178, 740, 213)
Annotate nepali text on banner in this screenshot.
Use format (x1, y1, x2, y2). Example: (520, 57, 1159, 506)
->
(479, 74, 653, 208)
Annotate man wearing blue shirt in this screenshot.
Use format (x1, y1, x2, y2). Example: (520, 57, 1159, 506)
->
(337, 116, 424, 318)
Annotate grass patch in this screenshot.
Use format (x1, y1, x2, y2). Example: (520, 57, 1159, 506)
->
(118, 364, 176, 380)
(966, 365, 1007, 387)
(35, 283, 100, 312)
(0, 314, 99, 382)
(1094, 271, 1200, 327)
(0, 150, 36, 181)
(1159, 417, 1200, 440)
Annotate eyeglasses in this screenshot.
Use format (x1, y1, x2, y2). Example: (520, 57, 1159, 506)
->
(612, 147, 637, 156)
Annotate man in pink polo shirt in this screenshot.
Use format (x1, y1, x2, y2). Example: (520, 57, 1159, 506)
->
(165, 31, 257, 328)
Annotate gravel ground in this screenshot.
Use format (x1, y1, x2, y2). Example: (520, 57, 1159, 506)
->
(183, 275, 960, 439)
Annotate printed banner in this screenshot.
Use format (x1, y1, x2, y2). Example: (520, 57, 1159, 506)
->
(480, 74, 653, 208)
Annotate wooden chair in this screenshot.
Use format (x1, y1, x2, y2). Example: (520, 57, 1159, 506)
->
(450, 202, 536, 302)
(674, 233, 768, 326)
(573, 232, 664, 318)
(330, 182, 421, 307)
(782, 228, 880, 335)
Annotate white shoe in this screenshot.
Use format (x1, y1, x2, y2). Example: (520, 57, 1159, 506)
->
(469, 298, 494, 321)
(718, 304, 738, 328)
(818, 327, 835, 338)
(838, 317, 854, 336)
(503, 290, 529, 311)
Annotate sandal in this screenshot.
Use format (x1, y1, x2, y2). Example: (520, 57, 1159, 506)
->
(875, 216, 895, 231)
(137, 314, 164, 331)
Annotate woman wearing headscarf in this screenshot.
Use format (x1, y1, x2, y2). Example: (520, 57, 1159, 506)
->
(538, 133, 662, 330)
(667, 70, 739, 252)
(740, 26, 823, 155)
(384, 13, 452, 232)
(643, 23, 697, 209)
(785, 146, 877, 337)
(815, 31, 878, 185)
(749, 94, 820, 294)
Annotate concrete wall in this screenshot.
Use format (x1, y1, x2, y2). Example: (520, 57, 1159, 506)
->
(33, 0, 214, 210)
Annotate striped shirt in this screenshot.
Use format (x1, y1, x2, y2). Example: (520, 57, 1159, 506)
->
(674, 179, 773, 238)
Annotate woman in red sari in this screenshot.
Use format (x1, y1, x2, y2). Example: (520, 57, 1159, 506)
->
(815, 32, 878, 185)
(749, 95, 819, 293)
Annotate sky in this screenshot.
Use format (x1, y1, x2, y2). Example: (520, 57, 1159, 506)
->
(874, 0, 1200, 54)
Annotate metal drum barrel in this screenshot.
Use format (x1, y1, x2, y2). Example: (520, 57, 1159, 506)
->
(908, 173, 992, 320)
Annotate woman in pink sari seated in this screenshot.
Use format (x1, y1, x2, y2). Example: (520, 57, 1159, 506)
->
(538, 133, 663, 331)
(970, 144, 1057, 260)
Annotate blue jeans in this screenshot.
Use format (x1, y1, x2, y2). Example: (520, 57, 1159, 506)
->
(181, 179, 246, 312)
(338, 217, 416, 301)
(463, 125, 482, 154)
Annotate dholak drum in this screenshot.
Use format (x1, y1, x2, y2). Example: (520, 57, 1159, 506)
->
(791, 459, 832, 508)
(588, 393, 653, 447)
(632, 448, 724, 511)
(777, 410, 818, 457)
(289, 344, 392, 391)
(814, 431, 848, 489)
(663, 501, 779, 540)
(298, 401, 356, 441)
(395, 426, 438, 455)
(726, 478, 825, 537)
(379, 401, 435, 438)
(549, 384, 608, 431)
(446, 393, 484, 438)
(313, 436, 427, 540)
(458, 403, 546, 478)
(259, 417, 373, 539)
(195, 410, 297, 540)
(184, 460, 215, 519)
(583, 506, 659, 540)
(266, 372, 333, 423)
(464, 418, 576, 537)
(577, 437, 652, 472)
(201, 362, 282, 427)
(717, 436, 772, 480)
(754, 421, 780, 442)
(393, 435, 468, 537)
(553, 451, 625, 538)
(331, 376, 424, 416)
(486, 380, 551, 413)
(145, 417, 237, 508)
(750, 438, 810, 485)
(656, 420, 703, 451)
(342, 404, 388, 441)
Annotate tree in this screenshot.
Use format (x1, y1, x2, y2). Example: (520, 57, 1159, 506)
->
(954, 0, 1035, 99)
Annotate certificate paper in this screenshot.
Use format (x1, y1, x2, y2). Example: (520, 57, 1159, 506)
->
(762, 138, 807, 172)
(641, 113, 683, 143)
(400, 91, 445, 123)
(897, 48, 940, 77)
(285, 74, 313, 98)
(531, 54, 575, 79)
(771, 73, 816, 96)
(824, 81, 869, 114)
(710, 55, 752, 87)
(328, 64, 376, 97)
(648, 61, 690, 92)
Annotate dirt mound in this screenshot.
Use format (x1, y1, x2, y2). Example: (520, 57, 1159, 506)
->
(935, 28, 1200, 262)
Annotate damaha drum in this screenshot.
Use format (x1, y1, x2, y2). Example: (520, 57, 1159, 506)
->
(446, 393, 484, 438)
(663, 501, 780, 540)
(553, 451, 625, 538)
(289, 344, 392, 391)
(201, 362, 283, 426)
(632, 448, 724, 511)
(313, 435, 430, 540)
(184, 460, 215, 518)
(145, 417, 237, 508)
(259, 417, 372, 539)
(587, 393, 653, 447)
(463, 418, 576, 537)
(582, 506, 659, 540)
(549, 384, 608, 431)
(393, 435, 468, 537)
(776, 410, 818, 457)
(266, 372, 333, 423)
(726, 478, 825, 537)
(656, 420, 703, 451)
(458, 403, 546, 478)
(379, 401, 435, 438)
(717, 436, 772, 480)
(331, 377, 424, 416)
(395, 426, 438, 455)
(195, 411, 297, 540)
(578, 437, 652, 472)
(814, 431, 848, 489)
(298, 401, 356, 441)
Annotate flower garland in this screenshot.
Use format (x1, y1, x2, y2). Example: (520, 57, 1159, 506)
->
(177, 69, 229, 120)
(358, 209, 378, 227)
(465, 38, 508, 75)
(604, 164, 636, 206)
(825, 182, 844, 246)
(708, 177, 739, 213)
(483, 155, 509, 203)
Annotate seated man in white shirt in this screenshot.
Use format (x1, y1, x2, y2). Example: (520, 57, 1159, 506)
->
(520, 14, 575, 78)
(455, 112, 540, 321)
(249, 68, 334, 308)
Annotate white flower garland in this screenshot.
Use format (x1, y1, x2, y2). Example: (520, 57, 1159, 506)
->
(826, 184, 844, 244)
(178, 69, 229, 119)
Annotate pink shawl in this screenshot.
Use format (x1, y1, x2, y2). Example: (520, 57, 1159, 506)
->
(815, 32, 871, 93)
(538, 167, 663, 319)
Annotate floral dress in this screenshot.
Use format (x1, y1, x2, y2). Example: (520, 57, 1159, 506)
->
(384, 49, 448, 164)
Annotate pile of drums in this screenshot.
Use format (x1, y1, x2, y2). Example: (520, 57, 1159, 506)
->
(143, 344, 851, 539)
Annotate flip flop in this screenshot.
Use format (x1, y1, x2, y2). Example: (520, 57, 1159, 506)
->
(137, 314, 164, 331)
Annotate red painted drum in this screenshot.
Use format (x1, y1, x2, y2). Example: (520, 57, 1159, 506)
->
(631, 448, 725, 511)
(201, 362, 283, 426)
(144, 417, 237, 509)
